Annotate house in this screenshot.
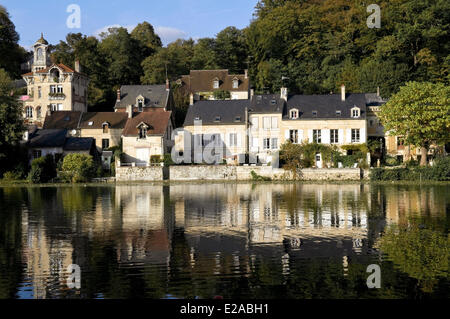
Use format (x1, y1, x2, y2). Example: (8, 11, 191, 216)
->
(177, 69, 250, 101)
(114, 84, 174, 113)
(121, 108, 174, 165)
(27, 129, 97, 164)
(21, 34, 89, 127)
(43, 111, 128, 152)
(177, 85, 368, 167)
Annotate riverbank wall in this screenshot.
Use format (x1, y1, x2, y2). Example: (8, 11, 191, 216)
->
(116, 165, 367, 182)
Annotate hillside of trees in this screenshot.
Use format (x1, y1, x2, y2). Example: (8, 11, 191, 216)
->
(1, 0, 449, 112)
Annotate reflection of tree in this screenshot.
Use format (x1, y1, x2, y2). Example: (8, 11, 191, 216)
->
(378, 225, 449, 293)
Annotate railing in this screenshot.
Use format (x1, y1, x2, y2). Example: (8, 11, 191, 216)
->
(49, 93, 66, 100)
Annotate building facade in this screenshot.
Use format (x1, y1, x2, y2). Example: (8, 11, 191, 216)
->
(21, 34, 89, 127)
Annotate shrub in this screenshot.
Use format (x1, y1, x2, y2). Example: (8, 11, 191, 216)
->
(60, 154, 97, 183)
(163, 154, 174, 166)
(27, 155, 56, 183)
(150, 155, 162, 164)
(385, 155, 399, 166)
(250, 170, 271, 181)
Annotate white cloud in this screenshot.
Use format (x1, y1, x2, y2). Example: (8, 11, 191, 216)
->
(93, 24, 136, 39)
(155, 26, 187, 46)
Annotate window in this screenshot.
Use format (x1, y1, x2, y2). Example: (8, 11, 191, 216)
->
(263, 138, 270, 150)
(32, 150, 41, 159)
(51, 104, 58, 111)
(234, 116, 241, 122)
(251, 117, 258, 130)
(313, 129, 322, 143)
(138, 99, 144, 112)
(229, 133, 237, 147)
(38, 87, 42, 98)
(290, 109, 298, 119)
(36, 107, 41, 118)
(351, 107, 360, 118)
(214, 116, 221, 122)
(271, 138, 278, 149)
(351, 129, 360, 143)
(102, 139, 110, 150)
(102, 123, 109, 134)
(213, 80, 219, 89)
(26, 106, 33, 118)
(57, 85, 63, 93)
(330, 129, 339, 144)
(271, 117, 278, 129)
(290, 130, 298, 144)
(50, 85, 57, 94)
(312, 111, 318, 117)
(232, 79, 239, 89)
(139, 127, 147, 139)
(369, 120, 374, 127)
(263, 117, 271, 130)
(336, 110, 341, 117)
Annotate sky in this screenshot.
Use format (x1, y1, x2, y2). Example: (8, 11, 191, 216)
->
(2, 0, 258, 49)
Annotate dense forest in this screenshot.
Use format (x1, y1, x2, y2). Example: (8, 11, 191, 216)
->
(1, 0, 449, 112)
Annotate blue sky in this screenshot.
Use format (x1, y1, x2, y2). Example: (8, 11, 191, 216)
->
(3, 0, 258, 49)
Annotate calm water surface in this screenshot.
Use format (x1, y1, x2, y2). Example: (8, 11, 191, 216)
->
(0, 183, 448, 299)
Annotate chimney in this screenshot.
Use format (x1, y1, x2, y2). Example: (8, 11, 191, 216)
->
(341, 84, 346, 101)
(281, 87, 288, 102)
(75, 60, 81, 73)
(377, 86, 380, 97)
(189, 93, 194, 106)
(117, 88, 121, 102)
(166, 78, 170, 91)
(244, 69, 248, 79)
(250, 88, 254, 100)
(126, 104, 133, 119)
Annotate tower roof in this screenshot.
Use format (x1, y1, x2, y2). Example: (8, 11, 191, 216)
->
(35, 33, 48, 45)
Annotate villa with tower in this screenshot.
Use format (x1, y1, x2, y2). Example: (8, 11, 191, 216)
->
(21, 34, 89, 127)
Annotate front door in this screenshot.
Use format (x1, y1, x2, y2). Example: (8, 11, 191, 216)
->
(315, 153, 322, 168)
(136, 148, 150, 164)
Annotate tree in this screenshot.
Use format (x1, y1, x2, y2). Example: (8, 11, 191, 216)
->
(0, 5, 27, 79)
(214, 27, 248, 73)
(131, 22, 162, 58)
(379, 82, 450, 166)
(61, 153, 97, 183)
(0, 69, 25, 176)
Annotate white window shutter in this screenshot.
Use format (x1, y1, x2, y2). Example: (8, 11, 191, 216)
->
(220, 133, 225, 146)
(322, 129, 330, 144)
(284, 130, 290, 142)
(346, 129, 352, 143)
(338, 129, 344, 144)
(308, 130, 313, 143)
(360, 128, 366, 143)
(298, 130, 304, 143)
(237, 133, 242, 148)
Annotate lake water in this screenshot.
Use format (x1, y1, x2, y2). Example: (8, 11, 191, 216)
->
(0, 183, 448, 299)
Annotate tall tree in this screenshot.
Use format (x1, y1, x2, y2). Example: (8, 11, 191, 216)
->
(379, 82, 450, 166)
(214, 27, 248, 73)
(131, 22, 162, 59)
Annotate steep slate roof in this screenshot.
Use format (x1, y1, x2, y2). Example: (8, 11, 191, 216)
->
(183, 100, 248, 126)
(43, 111, 82, 130)
(29, 129, 67, 148)
(79, 112, 128, 129)
(365, 93, 387, 107)
(122, 109, 172, 136)
(249, 94, 283, 113)
(285, 93, 367, 119)
(179, 70, 249, 93)
(64, 137, 94, 151)
(115, 85, 169, 109)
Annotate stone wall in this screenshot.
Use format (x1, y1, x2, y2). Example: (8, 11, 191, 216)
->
(170, 165, 237, 181)
(116, 166, 166, 181)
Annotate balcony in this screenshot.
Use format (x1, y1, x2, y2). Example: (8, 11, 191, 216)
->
(49, 92, 66, 100)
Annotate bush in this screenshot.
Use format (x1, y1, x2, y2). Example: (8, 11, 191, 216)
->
(60, 154, 97, 183)
(27, 155, 57, 183)
(385, 155, 399, 166)
(250, 170, 271, 181)
(163, 154, 174, 166)
(150, 155, 162, 164)
(370, 158, 450, 181)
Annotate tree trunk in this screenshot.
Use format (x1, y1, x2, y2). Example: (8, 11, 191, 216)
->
(420, 146, 428, 166)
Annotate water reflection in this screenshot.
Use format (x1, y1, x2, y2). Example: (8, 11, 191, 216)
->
(0, 183, 448, 299)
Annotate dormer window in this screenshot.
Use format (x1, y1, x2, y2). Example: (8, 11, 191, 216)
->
(215, 116, 221, 122)
(351, 107, 360, 118)
(235, 116, 241, 122)
(232, 78, 239, 89)
(102, 122, 109, 134)
(194, 116, 201, 121)
(137, 97, 144, 112)
(213, 78, 220, 89)
(336, 110, 342, 117)
(290, 109, 299, 119)
(138, 126, 147, 139)
(88, 121, 93, 126)
(312, 111, 318, 117)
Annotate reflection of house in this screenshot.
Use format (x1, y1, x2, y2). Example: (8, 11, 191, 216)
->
(121, 109, 174, 165)
(178, 69, 250, 101)
(21, 34, 89, 127)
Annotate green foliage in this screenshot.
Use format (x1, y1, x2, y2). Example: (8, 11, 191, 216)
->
(250, 170, 271, 181)
(60, 154, 97, 183)
(279, 141, 304, 178)
(370, 158, 450, 181)
(150, 155, 162, 164)
(378, 224, 449, 293)
(163, 154, 174, 167)
(379, 82, 450, 165)
(212, 90, 230, 100)
(27, 155, 57, 183)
